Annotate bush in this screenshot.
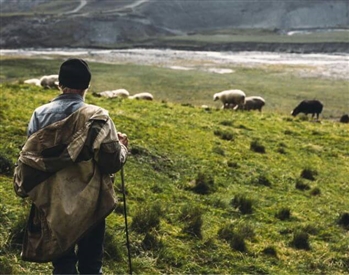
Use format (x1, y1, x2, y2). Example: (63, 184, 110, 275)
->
(212, 146, 225, 156)
(0, 154, 13, 175)
(131, 203, 163, 234)
(338, 212, 349, 229)
(180, 205, 203, 239)
(231, 194, 253, 214)
(142, 232, 160, 251)
(229, 233, 247, 252)
(250, 140, 266, 153)
(214, 129, 234, 141)
(295, 179, 311, 191)
(262, 246, 278, 258)
(236, 223, 255, 240)
(218, 224, 235, 242)
(300, 168, 318, 181)
(9, 214, 27, 250)
(275, 207, 291, 221)
(310, 187, 321, 196)
(220, 120, 233, 126)
(252, 174, 272, 187)
(218, 223, 255, 243)
(192, 172, 217, 195)
(291, 231, 311, 250)
(227, 161, 239, 168)
(104, 230, 123, 260)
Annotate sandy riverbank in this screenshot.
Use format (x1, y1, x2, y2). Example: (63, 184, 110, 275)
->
(1, 48, 348, 80)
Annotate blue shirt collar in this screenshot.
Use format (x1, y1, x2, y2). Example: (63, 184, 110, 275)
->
(51, 93, 84, 102)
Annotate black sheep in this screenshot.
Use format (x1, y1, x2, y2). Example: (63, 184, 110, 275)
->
(339, 114, 349, 123)
(291, 100, 323, 120)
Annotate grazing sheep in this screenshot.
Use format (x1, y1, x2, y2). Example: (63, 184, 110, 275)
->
(24, 78, 41, 86)
(339, 114, 349, 123)
(213, 89, 246, 109)
(291, 99, 323, 120)
(129, 92, 154, 101)
(40, 74, 59, 89)
(94, 89, 130, 98)
(236, 96, 265, 112)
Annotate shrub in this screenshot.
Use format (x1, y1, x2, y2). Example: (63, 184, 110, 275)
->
(236, 223, 255, 240)
(192, 172, 216, 195)
(275, 207, 291, 221)
(229, 233, 247, 252)
(131, 203, 163, 234)
(180, 205, 203, 239)
(338, 212, 349, 229)
(295, 179, 311, 191)
(0, 258, 12, 274)
(277, 142, 287, 154)
(142, 232, 160, 251)
(151, 184, 163, 193)
(218, 223, 255, 242)
(300, 168, 318, 181)
(291, 231, 311, 250)
(0, 154, 13, 175)
(253, 174, 272, 187)
(218, 224, 235, 242)
(114, 201, 125, 215)
(250, 140, 266, 153)
(310, 187, 321, 196)
(303, 224, 319, 235)
(214, 129, 234, 141)
(220, 120, 233, 126)
(230, 194, 253, 214)
(277, 147, 287, 154)
(104, 230, 123, 260)
(9, 214, 27, 250)
(227, 161, 239, 168)
(262, 246, 278, 258)
(130, 145, 149, 156)
(212, 146, 225, 156)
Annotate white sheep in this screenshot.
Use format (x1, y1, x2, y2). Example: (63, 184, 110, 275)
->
(40, 74, 59, 89)
(129, 92, 154, 101)
(95, 89, 130, 98)
(24, 78, 41, 86)
(236, 96, 265, 112)
(213, 89, 246, 109)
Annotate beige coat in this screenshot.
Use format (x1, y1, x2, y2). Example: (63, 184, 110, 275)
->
(13, 104, 127, 262)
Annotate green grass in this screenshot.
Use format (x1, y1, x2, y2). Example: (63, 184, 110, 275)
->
(0, 59, 349, 274)
(1, 57, 348, 118)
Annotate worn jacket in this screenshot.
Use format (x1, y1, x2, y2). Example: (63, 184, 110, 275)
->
(13, 104, 127, 262)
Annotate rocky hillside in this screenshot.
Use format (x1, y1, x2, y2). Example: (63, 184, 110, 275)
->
(0, 0, 348, 52)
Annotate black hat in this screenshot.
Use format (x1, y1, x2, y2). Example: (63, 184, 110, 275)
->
(58, 58, 91, 89)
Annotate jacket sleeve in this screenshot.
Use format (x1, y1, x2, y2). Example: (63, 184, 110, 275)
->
(91, 118, 128, 174)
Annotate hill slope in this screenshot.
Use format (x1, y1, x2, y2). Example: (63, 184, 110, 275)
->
(0, 78, 348, 273)
(0, 0, 348, 52)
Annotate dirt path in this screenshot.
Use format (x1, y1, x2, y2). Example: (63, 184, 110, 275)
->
(111, 0, 149, 12)
(64, 0, 87, 14)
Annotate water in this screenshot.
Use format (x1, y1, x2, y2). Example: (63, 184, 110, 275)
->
(1, 48, 348, 79)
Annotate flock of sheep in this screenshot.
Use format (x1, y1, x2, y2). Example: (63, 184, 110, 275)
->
(23, 75, 154, 101)
(213, 89, 265, 112)
(24, 75, 59, 89)
(92, 89, 154, 101)
(23, 76, 348, 123)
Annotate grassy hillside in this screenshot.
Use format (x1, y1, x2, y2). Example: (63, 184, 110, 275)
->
(0, 59, 348, 274)
(0, 58, 348, 118)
